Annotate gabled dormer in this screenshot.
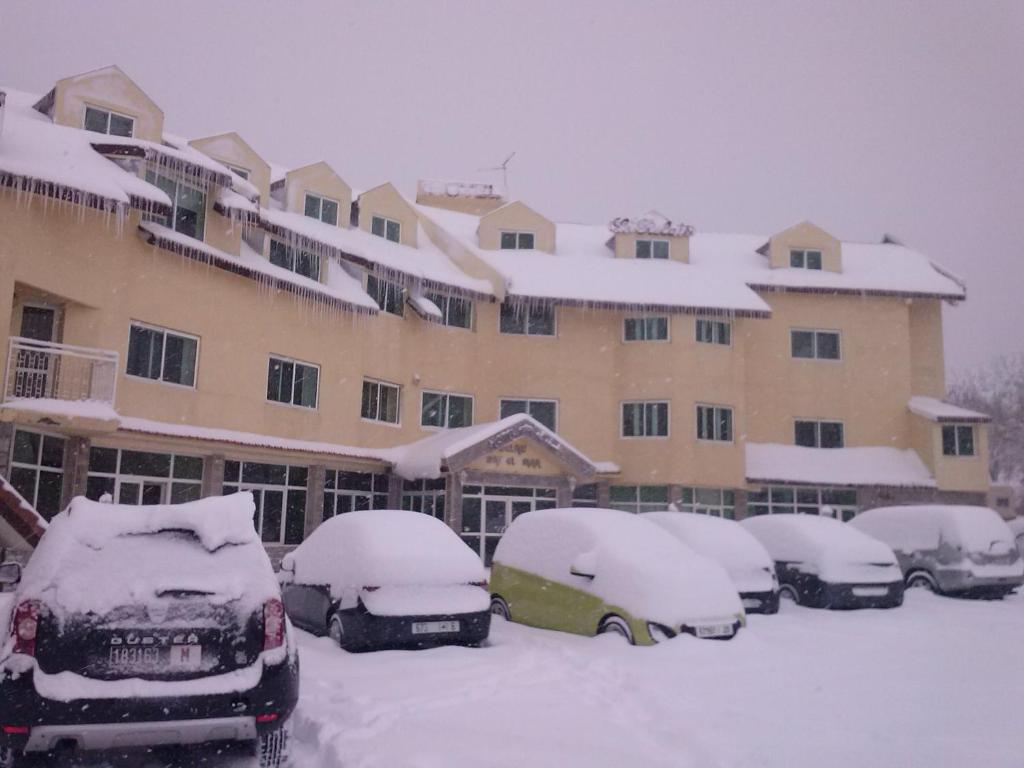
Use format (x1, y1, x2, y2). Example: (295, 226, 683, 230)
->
(478, 201, 555, 253)
(283, 161, 352, 229)
(358, 182, 418, 247)
(609, 210, 694, 263)
(758, 221, 842, 272)
(34, 65, 164, 142)
(189, 132, 271, 203)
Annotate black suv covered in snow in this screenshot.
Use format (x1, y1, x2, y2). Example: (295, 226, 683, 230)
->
(0, 493, 298, 767)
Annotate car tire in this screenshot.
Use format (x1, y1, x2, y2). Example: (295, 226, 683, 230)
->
(906, 571, 938, 593)
(597, 614, 634, 644)
(258, 716, 293, 768)
(0, 742, 23, 768)
(328, 614, 345, 647)
(778, 584, 800, 605)
(490, 595, 511, 621)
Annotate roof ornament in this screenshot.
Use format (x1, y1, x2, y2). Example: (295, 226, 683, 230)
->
(608, 209, 695, 237)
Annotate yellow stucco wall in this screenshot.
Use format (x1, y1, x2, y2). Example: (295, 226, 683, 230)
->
(52, 66, 164, 142)
(477, 201, 556, 253)
(357, 183, 418, 248)
(284, 162, 352, 226)
(767, 221, 842, 272)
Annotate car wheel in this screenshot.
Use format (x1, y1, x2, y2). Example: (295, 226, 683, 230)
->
(906, 572, 937, 592)
(778, 584, 800, 605)
(328, 614, 345, 646)
(597, 614, 634, 644)
(490, 595, 511, 621)
(0, 742, 22, 768)
(257, 716, 293, 768)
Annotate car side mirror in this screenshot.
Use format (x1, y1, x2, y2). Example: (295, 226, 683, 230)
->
(570, 551, 597, 580)
(0, 562, 21, 588)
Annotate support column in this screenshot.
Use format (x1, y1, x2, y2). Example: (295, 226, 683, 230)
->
(387, 473, 403, 509)
(596, 480, 611, 509)
(201, 454, 225, 498)
(447, 473, 462, 533)
(303, 464, 326, 540)
(669, 484, 685, 509)
(733, 490, 750, 520)
(555, 479, 573, 508)
(61, 436, 90, 508)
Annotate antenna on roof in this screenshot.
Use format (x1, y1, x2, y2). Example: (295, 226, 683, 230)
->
(478, 151, 516, 198)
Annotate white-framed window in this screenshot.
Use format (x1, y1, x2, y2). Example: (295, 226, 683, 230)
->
(790, 249, 823, 270)
(83, 104, 134, 137)
(425, 292, 473, 329)
(144, 169, 207, 240)
(269, 239, 320, 281)
(610, 485, 669, 514)
(367, 275, 405, 316)
(8, 428, 65, 520)
(499, 303, 555, 336)
(223, 461, 307, 544)
(304, 193, 339, 226)
(795, 420, 845, 448)
(402, 478, 447, 520)
(621, 401, 669, 438)
(748, 486, 858, 521)
(499, 398, 557, 431)
(623, 316, 668, 342)
(226, 164, 250, 180)
(696, 404, 733, 442)
(942, 424, 975, 457)
(323, 470, 390, 518)
(677, 488, 737, 519)
(500, 231, 535, 250)
(421, 390, 474, 428)
(791, 329, 841, 360)
(126, 322, 198, 388)
(86, 447, 203, 507)
(635, 239, 670, 259)
(696, 318, 731, 346)
(361, 379, 400, 424)
(267, 355, 319, 409)
(371, 215, 401, 243)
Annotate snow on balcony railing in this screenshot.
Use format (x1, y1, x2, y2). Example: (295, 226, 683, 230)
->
(3, 337, 118, 406)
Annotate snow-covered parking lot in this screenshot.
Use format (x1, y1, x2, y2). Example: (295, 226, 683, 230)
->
(295, 591, 1024, 768)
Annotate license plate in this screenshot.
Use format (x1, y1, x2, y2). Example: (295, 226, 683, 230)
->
(168, 644, 203, 669)
(852, 586, 888, 597)
(411, 620, 460, 635)
(741, 598, 762, 609)
(108, 646, 161, 666)
(696, 623, 734, 638)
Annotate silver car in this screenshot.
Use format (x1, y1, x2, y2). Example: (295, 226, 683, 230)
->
(850, 505, 1024, 597)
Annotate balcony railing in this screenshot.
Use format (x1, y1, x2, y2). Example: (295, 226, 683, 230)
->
(4, 337, 118, 406)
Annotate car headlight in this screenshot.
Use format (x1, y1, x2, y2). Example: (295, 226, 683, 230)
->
(647, 622, 676, 644)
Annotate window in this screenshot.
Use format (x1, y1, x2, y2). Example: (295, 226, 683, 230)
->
(499, 303, 555, 336)
(635, 239, 670, 259)
(697, 404, 733, 442)
(323, 470, 389, 519)
(425, 292, 472, 329)
(621, 401, 669, 438)
(227, 165, 250, 180)
(695, 318, 731, 346)
(791, 329, 841, 360)
(790, 249, 823, 270)
(8, 429, 65, 520)
(126, 323, 198, 387)
(86, 447, 202, 506)
(367, 275, 405, 316)
(459, 485, 557, 564)
(794, 420, 845, 449)
(304, 193, 339, 226)
(223, 461, 307, 544)
(144, 170, 207, 240)
(421, 391, 473, 428)
(269, 239, 320, 281)
(83, 105, 134, 137)
(677, 488, 737, 519)
(610, 485, 669, 514)
(500, 231, 535, 250)
(267, 356, 319, 409)
(942, 425, 975, 457)
(402, 478, 447, 520)
(572, 483, 598, 508)
(624, 316, 668, 342)
(500, 398, 557, 431)
(748, 486, 858, 521)
(371, 215, 401, 243)
(361, 379, 400, 424)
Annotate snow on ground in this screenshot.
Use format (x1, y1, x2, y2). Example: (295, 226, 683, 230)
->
(294, 590, 1024, 768)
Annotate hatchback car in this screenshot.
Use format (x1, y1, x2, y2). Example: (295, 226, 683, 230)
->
(742, 514, 904, 609)
(0, 493, 298, 768)
(489, 507, 744, 644)
(281, 509, 490, 651)
(645, 512, 780, 614)
(849, 505, 1024, 597)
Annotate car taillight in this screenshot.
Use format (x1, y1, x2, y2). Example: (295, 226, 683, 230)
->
(12, 600, 40, 657)
(262, 599, 285, 651)
(470, 581, 488, 588)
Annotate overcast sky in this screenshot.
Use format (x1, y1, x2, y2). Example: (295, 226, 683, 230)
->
(2, 0, 1021, 378)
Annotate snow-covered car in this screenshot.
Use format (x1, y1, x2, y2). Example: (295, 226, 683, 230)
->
(849, 505, 1024, 597)
(644, 512, 780, 614)
(741, 514, 904, 609)
(489, 507, 745, 644)
(280, 510, 490, 651)
(0, 494, 298, 768)
(1008, 517, 1024, 557)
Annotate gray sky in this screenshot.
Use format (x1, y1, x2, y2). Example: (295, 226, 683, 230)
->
(3, 0, 1021, 378)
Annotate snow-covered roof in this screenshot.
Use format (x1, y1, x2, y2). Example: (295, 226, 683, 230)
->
(608, 210, 695, 237)
(745, 443, 936, 488)
(908, 396, 990, 423)
(0, 397, 120, 423)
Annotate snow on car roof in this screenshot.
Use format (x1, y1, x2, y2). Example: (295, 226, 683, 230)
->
(741, 514, 897, 567)
(644, 512, 773, 573)
(853, 505, 1017, 554)
(744, 443, 936, 488)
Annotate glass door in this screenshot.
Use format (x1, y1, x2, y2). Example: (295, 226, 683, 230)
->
(14, 306, 57, 398)
(461, 486, 557, 564)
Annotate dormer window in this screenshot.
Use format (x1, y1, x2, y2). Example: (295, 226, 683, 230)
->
(269, 239, 320, 281)
(144, 170, 206, 240)
(500, 231, 535, 250)
(635, 239, 669, 259)
(790, 249, 823, 270)
(304, 193, 339, 226)
(83, 105, 134, 137)
(367, 275, 404, 316)
(227, 165, 250, 180)
(371, 215, 401, 243)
